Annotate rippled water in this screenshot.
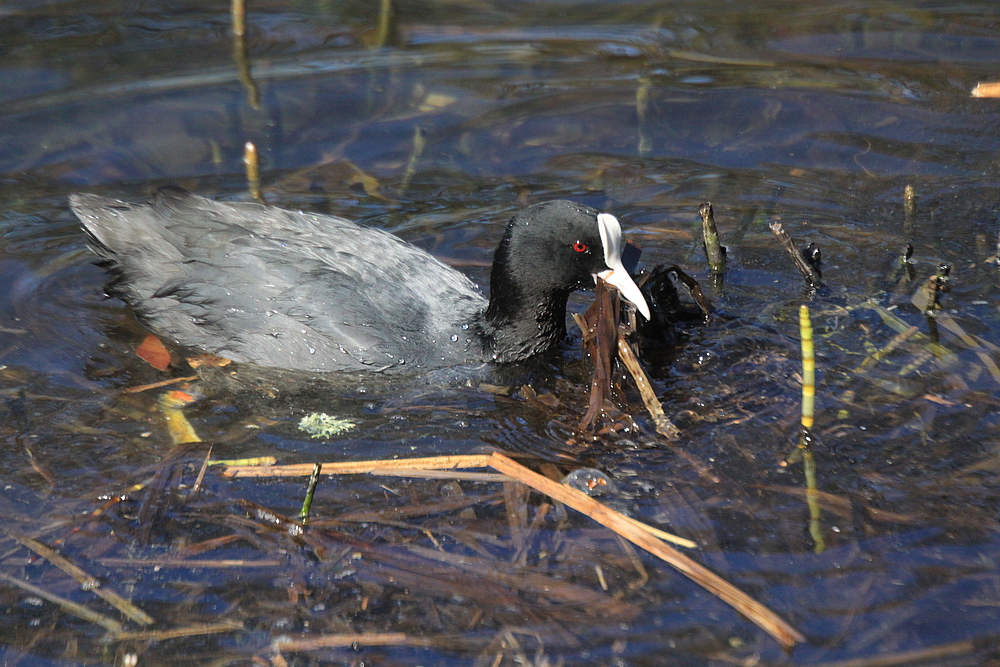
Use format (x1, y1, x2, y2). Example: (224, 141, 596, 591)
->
(2, 1, 1000, 665)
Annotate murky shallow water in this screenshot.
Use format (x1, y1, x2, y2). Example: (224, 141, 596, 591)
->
(2, 1, 1000, 665)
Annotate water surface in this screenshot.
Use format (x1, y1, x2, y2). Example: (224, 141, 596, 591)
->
(2, 1, 1000, 665)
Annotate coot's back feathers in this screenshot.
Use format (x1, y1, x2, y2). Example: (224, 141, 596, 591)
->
(73, 188, 485, 371)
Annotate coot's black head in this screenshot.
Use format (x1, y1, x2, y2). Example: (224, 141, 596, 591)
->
(482, 200, 649, 362)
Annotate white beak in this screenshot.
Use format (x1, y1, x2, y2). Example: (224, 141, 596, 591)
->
(595, 213, 651, 320)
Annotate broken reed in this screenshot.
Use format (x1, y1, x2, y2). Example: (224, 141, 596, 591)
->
(699, 202, 725, 274)
(299, 463, 323, 525)
(244, 141, 262, 202)
(903, 184, 916, 234)
(231, 0, 260, 108)
(769, 221, 822, 289)
(224, 452, 804, 649)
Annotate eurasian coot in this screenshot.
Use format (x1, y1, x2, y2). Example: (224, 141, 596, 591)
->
(71, 187, 649, 373)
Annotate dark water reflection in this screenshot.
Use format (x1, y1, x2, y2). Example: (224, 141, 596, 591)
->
(2, 0, 1000, 665)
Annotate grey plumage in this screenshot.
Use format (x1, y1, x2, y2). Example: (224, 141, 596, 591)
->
(72, 188, 485, 372)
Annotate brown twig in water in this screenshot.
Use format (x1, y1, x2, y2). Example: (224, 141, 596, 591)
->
(769, 221, 822, 289)
(576, 278, 681, 438)
(230, 0, 245, 37)
(399, 125, 426, 193)
(273, 632, 444, 652)
(123, 375, 199, 394)
(577, 279, 619, 429)
(223, 452, 804, 649)
(808, 638, 978, 667)
(222, 454, 495, 478)
(136, 440, 206, 545)
(97, 558, 281, 568)
(320, 493, 503, 524)
(11, 535, 154, 625)
(231, 0, 260, 109)
(616, 337, 680, 439)
(925, 263, 951, 314)
(485, 452, 805, 649)
(0, 571, 123, 635)
(244, 141, 262, 202)
(972, 81, 1000, 98)
(191, 446, 213, 496)
(113, 620, 244, 643)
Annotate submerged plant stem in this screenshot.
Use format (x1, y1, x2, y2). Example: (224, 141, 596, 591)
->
(799, 306, 824, 553)
(699, 202, 726, 275)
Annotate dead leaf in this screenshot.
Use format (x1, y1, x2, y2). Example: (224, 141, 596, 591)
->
(186, 354, 232, 369)
(136, 334, 171, 371)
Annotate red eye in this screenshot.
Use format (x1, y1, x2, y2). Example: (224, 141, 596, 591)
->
(572, 241, 588, 253)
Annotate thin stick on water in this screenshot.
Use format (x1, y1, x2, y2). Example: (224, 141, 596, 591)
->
(996, 227, 1000, 271)
(221, 452, 804, 649)
(12, 535, 155, 626)
(231, 0, 260, 108)
(399, 125, 426, 193)
(368, 0, 396, 49)
(922, 263, 950, 345)
(699, 202, 725, 274)
(485, 453, 806, 649)
(925, 263, 951, 315)
(769, 221, 822, 289)
(972, 81, 1000, 98)
(244, 141, 262, 203)
(299, 463, 322, 525)
(616, 337, 680, 440)
(112, 621, 244, 643)
(191, 446, 213, 496)
(231, 0, 245, 37)
(0, 571, 123, 636)
(903, 184, 917, 216)
(903, 184, 916, 235)
(636, 75, 652, 155)
(223, 454, 495, 477)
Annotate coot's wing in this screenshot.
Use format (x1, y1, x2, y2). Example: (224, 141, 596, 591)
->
(71, 189, 486, 372)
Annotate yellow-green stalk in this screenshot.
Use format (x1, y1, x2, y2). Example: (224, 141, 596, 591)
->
(800, 305, 815, 429)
